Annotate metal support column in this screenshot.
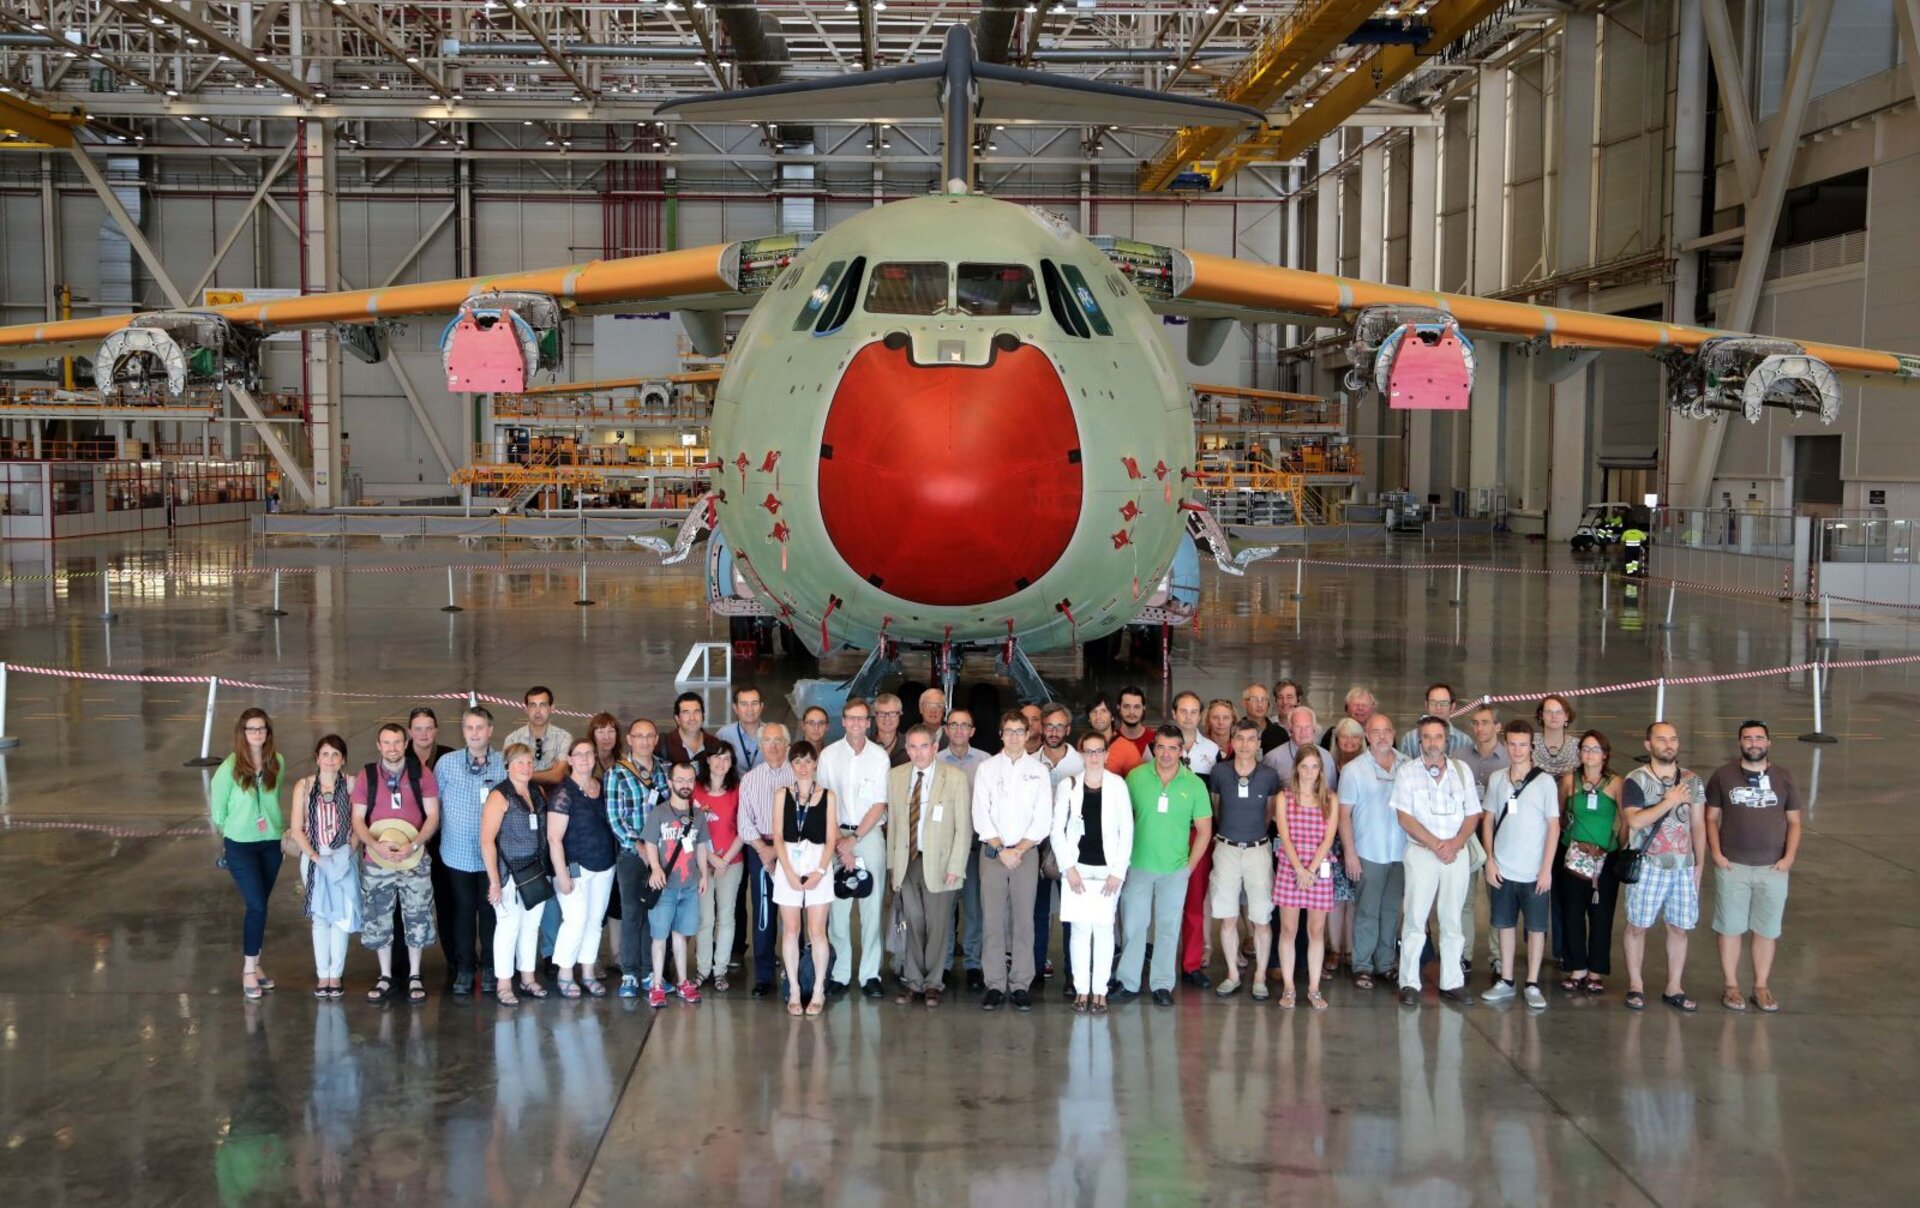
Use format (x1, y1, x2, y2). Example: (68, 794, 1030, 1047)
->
(1548, 14, 1598, 543)
(1406, 126, 1440, 502)
(303, 120, 343, 507)
(1467, 64, 1508, 498)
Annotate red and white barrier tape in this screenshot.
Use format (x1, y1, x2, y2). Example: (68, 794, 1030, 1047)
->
(3, 819, 215, 839)
(0, 553, 675, 586)
(1451, 651, 1920, 715)
(0, 665, 598, 720)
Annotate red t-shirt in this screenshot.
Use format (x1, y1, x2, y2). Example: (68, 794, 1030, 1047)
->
(351, 762, 437, 865)
(1106, 731, 1150, 776)
(696, 784, 743, 866)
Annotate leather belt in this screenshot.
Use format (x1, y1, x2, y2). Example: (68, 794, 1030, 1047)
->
(1214, 837, 1270, 849)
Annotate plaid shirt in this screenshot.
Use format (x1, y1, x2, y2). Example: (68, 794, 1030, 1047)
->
(606, 757, 669, 851)
(433, 746, 505, 873)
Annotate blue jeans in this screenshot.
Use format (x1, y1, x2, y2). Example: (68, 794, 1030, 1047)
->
(224, 837, 284, 958)
(1116, 867, 1190, 993)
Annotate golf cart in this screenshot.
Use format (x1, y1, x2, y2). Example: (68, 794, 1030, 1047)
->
(1569, 502, 1645, 552)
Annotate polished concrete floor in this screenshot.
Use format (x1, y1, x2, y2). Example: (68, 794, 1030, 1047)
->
(2, 526, 1918, 1205)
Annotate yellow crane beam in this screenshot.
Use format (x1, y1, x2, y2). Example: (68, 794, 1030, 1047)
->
(1208, 0, 1510, 189)
(0, 94, 85, 149)
(1139, 0, 1379, 192)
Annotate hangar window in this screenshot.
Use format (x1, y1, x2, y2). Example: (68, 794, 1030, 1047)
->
(814, 257, 866, 334)
(1059, 263, 1114, 336)
(793, 260, 847, 330)
(1040, 259, 1091, 339)
(865, 262, 949, 315)
(955, 264, 1040, 317)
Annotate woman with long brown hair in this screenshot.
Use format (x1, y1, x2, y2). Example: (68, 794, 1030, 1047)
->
(287, 734, 360, 1000)
(1273, 745, 1340, 1009)
(210, 707, 287, 1000)
(1554, 729, 1628, 994)
(587, 712, 622, 776)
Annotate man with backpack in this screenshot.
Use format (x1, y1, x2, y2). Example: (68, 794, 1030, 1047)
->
(353, 723, 441, 1003)
(1477, 720, 1560, 1009)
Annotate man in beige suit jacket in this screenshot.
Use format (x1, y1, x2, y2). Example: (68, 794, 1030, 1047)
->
(887, 725, 974, 1006)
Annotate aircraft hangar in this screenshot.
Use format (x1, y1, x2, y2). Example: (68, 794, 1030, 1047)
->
(2, 3, 1917, 1203)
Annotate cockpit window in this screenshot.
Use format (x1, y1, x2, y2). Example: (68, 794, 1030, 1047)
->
(793, 260, 846, 330)
(1059, 264, 1114, 336)
(815, 257, 866, 334)
(865, 262, 949, 315)
(955, 264, 1040, 317)
(1040, 259, 1091, 339)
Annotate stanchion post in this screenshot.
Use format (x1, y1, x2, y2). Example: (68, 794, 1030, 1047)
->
(184, 677, 224, 766)
(1448, 562, 1465, 608)
(1289, 557, 1304, 601)
(1815, 592, 1837, 649)
(468, 690, 478, 708)
(0, 662, 18, 750)
(1654, 677, 1667, 723)
(440, 565, 464, 613)
(1659, 582, 1678, 630)
(1597, 572, 1611, 617)
(100, 569, 119, 623)
(575, 560, 596, 607)
(1799, 660, 1838, 745)
(264, 569, 288, 617)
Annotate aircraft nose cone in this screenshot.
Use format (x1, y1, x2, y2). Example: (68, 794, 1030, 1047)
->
(817, 337, 1082, 607)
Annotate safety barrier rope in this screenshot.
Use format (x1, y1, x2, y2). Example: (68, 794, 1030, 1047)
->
(1449, 651, 1920, 715)
(2, 819, 215, 839)
(0, 553, 673, 585)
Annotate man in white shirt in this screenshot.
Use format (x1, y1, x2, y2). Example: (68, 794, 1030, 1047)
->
(818, 698, 893, 998)
(1392, 716, 1483, 1007)
(970, 712, 1054, 1012)
(1338, 714, 1406, 988)
(1478, 720, 1560, 1009)
(939, 710, 992, 990)
(1033, 702, 1084, 994)
(1171, 691, 1220, 774)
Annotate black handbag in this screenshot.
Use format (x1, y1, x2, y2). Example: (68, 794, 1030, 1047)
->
(633, 831, 688, 912)
(508, 855, 555, 909)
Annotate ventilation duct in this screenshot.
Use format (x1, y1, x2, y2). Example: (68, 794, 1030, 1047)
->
(974, 0, 1025, 64)
(716, 2, 811, 144)
(97, 157, 140, 314)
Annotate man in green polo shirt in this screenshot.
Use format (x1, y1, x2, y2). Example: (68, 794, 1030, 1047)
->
(1116, 725, 1214, 1005)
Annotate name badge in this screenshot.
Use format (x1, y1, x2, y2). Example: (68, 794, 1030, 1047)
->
(931, 806, 944, 823)
(1757, 774, 1771, 794)
(1237, 780, 1249, 799)
(527, 811, 539, 832)
(1586, 791, 1597, 812)
(1158, 794, 1170, 814)
(256, 816, 269, 834)
(390, 792, 403, 811)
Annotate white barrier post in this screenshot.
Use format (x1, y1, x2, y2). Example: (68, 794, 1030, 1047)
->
(1290, 557, 1304, 601)
(1800, 660, 1837, 745)
(469, 690, 478, 708)
(185, 677, 224, 766)
(1659, 582, 1678, 630)
(1815, 592, 1837, 649)
(1597, 572, 1611, 617)
(441, 565, 464, 613)
(1448, 562, 1465, 608)
(575, 559, 596, 607)
(0, 662, 17, 749)
(1654, 677, 1667, 723)
(264, 570, 288, 617)
(100, 569, 119, 623)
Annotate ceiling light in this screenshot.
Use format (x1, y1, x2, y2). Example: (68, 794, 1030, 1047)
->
(450, 92, 464, 101)
(845, 1, 856, 9)
(545, 137, 556, 145)
(484, 84, 497, 91)
(1234, 2, 1247, 11)
(1024, 4, 1036, 13)
(504, 83, 516, 91)
(165, 87, 179, 97)
(562, 139, 571, 147)
(150, 15, 167, 25)
(987, 141, 998, 150)
(693, 0, 706, 8)
(279, 90, 293, 98)
(63, 50, 79, 59)
(359, 83, 371, 89)
(30, 22, 48, 31)
(1303, 99, 1315, 108)
(1205, 3, 1218, 13)
(185, 36, 201, 45)
(1344, 61, 1357, 73)
(378, 81, 390, 90)
(572, 92, 584, 102)
(405, 55, 420, 64)
(874, 0, 888, 10)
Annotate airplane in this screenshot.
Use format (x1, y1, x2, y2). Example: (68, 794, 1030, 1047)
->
(3, 25, 1915, 704)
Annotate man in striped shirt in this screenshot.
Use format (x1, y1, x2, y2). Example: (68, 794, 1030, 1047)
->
(736, 722, 796, 998)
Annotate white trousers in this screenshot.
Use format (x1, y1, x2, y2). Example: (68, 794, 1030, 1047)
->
(493, 882, 547, 979)
(310, 920, 351, 979)
(696, 859, 746, 981)
(1399, 844, 1470, 992)
(553, 865, 616, 971)
(1069, 922, 1115, 997)
(828, 828, 888, 985)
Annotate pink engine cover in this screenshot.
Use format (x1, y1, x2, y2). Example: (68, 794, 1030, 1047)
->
(444, 315, 529, 393)
(1385, 325, 1471, 410)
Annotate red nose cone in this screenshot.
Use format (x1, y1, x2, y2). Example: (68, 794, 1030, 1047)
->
(818, 339, 1082, 607)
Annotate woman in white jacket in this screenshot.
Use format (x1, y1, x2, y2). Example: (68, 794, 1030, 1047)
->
(1052, 732, 1134, 1014)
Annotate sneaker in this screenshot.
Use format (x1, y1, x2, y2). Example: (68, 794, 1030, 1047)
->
(861, 978, 884, 999)
(678, 980, 702, 1004)
(1108, 986, 1139, 1004)
(1043, 960, 1054, 978)
(1181, 970, 1213, 989)
(827, 980, 849, 998)
(1010, 989, 1033, 1012)
(1523, 983, 1548, 1011)
(965, 969, 985, 992)
(647, 983, 668, 1008)
(981, 989, 1005, 1012)
(1491, 956, 1504, 981)
(618, 975, 640, 999)
(1397, 986, 1420, 1007)
(1437, 987, 1475, 1007)
(1482, 979, 1517, 1004)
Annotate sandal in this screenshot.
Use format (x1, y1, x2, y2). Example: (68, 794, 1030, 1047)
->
(1661, 991, 1698, 1013)
(365, 976, 392, 1004)
(1353, 972, 1374, 991)
(1279, 990, 1297, 1009)
(408, 977, 427, 1004)
(581, 978, 608, 999)
(558, 980, 582, 1000)
(1721, 987, 1748, 1012)
(805, 999, 824, 1016)
(1753, 986, 1780, 1013)
(497, 983, 520, 1006)
(517, 979, 549, 1000)
(1323, 954, 1340, 976)
(254, 973, 276, 992)
(313, 983, 331, 1000)
(1559, 976, 1584, 993)
(714, 977, 731, 993)
(1072, 997, 1089, 1014)
(1583, 976, 1606, 995)
(1624, 990, 1647, 1011)
(787, 999, 804, 1016)
(1308, 990, 1328, 1011)
(328, 985, 346, 1000)
(1091, 999, 1108, 1015)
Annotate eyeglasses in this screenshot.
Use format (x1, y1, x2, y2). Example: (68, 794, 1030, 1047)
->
(244, 724, 270, 734)
(1578, 745, 1606, 754)
(875, 710, 902, 719)
(945, 721, 974, 729)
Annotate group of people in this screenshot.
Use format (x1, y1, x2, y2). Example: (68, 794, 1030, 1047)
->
(207, 677, 1803, 1018)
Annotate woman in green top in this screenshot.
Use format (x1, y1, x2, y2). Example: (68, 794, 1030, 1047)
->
(1552, 729, 1627, 995)
(210, 708, 288, 1000)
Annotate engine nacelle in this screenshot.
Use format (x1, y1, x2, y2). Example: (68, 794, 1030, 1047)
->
(441, 291, 564, 393)
(1342, 305, 1475, 410)
(95, 312, 261, 403)
(1664, 336, 1841, 425)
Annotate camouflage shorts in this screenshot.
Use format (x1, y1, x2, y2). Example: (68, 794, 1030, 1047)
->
(359, 855, 438, 951)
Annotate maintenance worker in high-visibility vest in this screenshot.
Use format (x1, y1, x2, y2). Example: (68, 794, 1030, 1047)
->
(1621, 527, 1649, 578)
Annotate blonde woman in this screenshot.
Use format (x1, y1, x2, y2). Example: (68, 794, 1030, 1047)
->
(1273, 746, 1339, 1009)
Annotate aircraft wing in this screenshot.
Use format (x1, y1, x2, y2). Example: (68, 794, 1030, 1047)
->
(0, 241, 770, 362)
(1139, 247, 1920, 386)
